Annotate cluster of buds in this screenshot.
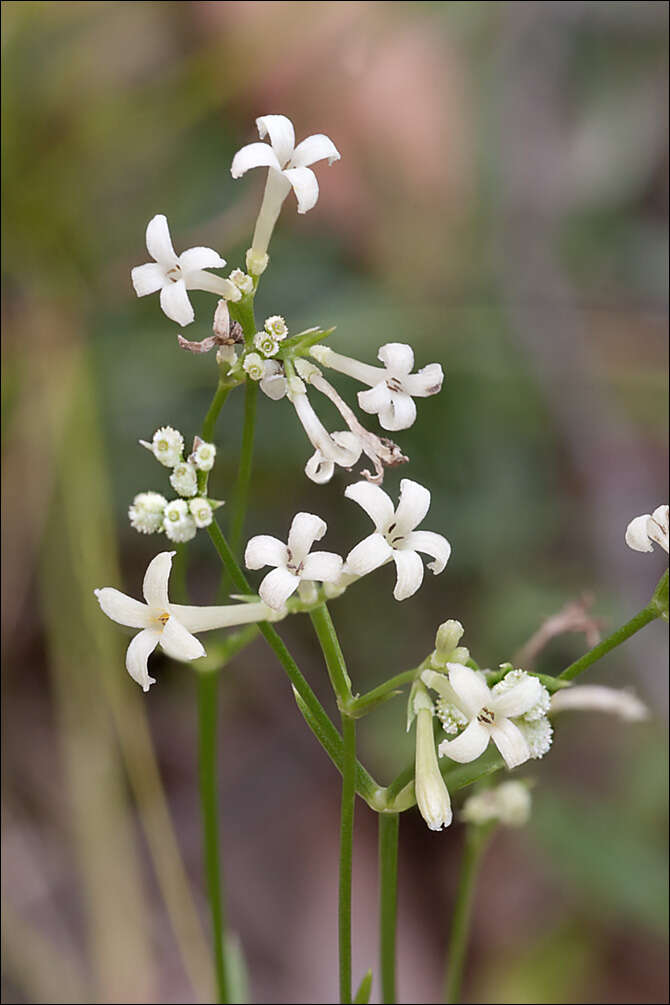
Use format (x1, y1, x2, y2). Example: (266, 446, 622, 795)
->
(130, 427, 221, 542)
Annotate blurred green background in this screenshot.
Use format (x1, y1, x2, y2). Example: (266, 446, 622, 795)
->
(2, 2, 668, 1003)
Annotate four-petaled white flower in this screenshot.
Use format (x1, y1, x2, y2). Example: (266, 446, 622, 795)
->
(245, 512, 343, 610)
(95, 552, 281, 691)
(344, 480, 450, 600)
(131, 215, 240, 327)
(625, 504, 669, 554)
(312, 343, 443, 431)
(434, 664, 547, 769)
(231, 115, 340, 274)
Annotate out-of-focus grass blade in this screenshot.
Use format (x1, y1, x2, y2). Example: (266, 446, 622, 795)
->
(224, 932, 250, 1005)
(353, 969, 373, 1004)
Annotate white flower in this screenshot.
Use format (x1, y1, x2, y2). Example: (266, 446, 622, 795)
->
(140, 426, 184, 468)
(344, 479, 450, 601)
(412, 685, 452, 831)
(626, 505, 669, 554)
(163, 499, 197, 543)
(131, 215, 241, 327)
(287, 374, 363, 481)
(245, 512, 343, 610)
(191, 439, 217, 472)
(128, 492, 167, 534)
(311, 343, 443, 431)
(264, 315, 288, 339)
(462, 781, 531, 828)
(231, 114, 340, 273)
(95, 551, 282, 691)
(550, 685, 648, 722)
(253, 331, 280, 357)
(259, 360, 287, 401)
(433, 664, 549, 770)
(229, 268, 254, 295)
(243, 352, 265, 381)
(170, 461, 198, 498)
(189, 497, 213, 529)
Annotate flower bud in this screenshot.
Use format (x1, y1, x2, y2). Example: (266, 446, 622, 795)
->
(128, 492, 167, 534)
(170, 461, 198, 498)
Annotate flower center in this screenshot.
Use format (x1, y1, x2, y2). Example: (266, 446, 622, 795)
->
(155, 611, 170, 627)
(477, 706, 496, 726)
(386, 377, 404, 393)
(384, 521, 406, 547)
(286, 548, 304, 576)
(165, 264, 182, 283)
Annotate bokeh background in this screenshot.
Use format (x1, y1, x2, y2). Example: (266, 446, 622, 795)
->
(2, 2, 669, 1003)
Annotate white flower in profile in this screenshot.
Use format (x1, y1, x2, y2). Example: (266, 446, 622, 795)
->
(245, 512, 343, 610)
(461, 781, 531, 828)
(434, 664, 548, 769)
(625, 505, 669, 554)
(131, 215, 241, 327)
(311, 343, 443, 431)
(411, 683, 452, 831)
(231, 115, 340, 274)
(344, 480, 451, 601)
(95, 552, 282, 691)
(551, 685, 648, 722)
(287, 373, 362, 482)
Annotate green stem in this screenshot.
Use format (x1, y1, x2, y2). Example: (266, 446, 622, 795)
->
(205, 520, 383, 808)
(559, 603, 659, 681)
(378, 813, 399, 1004)
(350, 666, 423, 717)
(197, 671, 228, 1003)
(202, 383, 232, 442)
(339, 716, 356, 1004)
(444, 826, 490, 1005)
(309, 603, 353, 707)
(229, 380, 258, 557)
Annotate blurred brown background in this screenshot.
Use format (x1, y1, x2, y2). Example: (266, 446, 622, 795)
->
(2, 2, 668, 1003)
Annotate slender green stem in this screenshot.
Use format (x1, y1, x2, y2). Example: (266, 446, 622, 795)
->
(202, 383, 232, 442)
(350, 666, 424, 717)
(197, 671, 228, 1003)
(378, 813, 399, 1004)
(559, 603, 659, 681)
(229, 380, 258, 557)
(309, 603, 353, 706)
(444, 826, 491, 1005)
(339, 716, 356, 1004)
(205, 520, 383, 807)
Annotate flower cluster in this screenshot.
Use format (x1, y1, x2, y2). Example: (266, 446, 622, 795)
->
(131, 427, 221, 542)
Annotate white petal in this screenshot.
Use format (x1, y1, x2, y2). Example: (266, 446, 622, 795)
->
(131, 262, 166, 297)
(330, 431, 363, 464)
(438, 720, 490, 763)
(283, 166, 319, 213)
(404, 530, 451, 574)
(258, 567, 300, 610)
(142, 551, 175, 609)
(94, 588, 150, 629)
(178, 246, 227, 273)
(489, 719, 530, 769)
(145, 214, 177, 267)
(447, 664, 490, 718)
(245, 535, 289, 571)
(287, 512, 327, 562)
(357, 382, 392, 417)
(344, 481, 395, 531)
(393, 479, 431, 536)
(159, 616, 205, 662)
(492, 675, 544, 719)
(171, 601, 276, 633)
(260, 362, 287, 400)
(231, 141, 282, 178)
(160, 279, 195, 327)
(392, 548, 424, 601)
(256, 114, 295, 164)
(378, 342, 414, 374)
(648, 505, 669, 553)
(378, 392, 417, 432)
(550, 685, 649, 721)
(290, 133, 341, 168)
(300, 551, 343, 583)
(625, 514, 653, 552)
(305, 451, 335, 484)
(345, 533, 393, 577)
(126, 628, 160, 691)
(402, 362, 444, 398)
